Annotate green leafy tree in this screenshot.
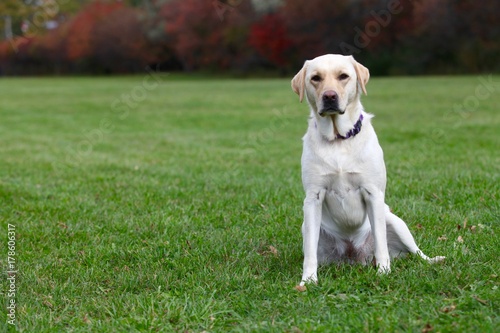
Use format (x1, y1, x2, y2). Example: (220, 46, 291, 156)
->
(0, 0, 95, 40)
(0, 0, 31, 40)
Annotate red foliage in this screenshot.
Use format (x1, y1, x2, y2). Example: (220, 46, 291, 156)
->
(90, 7, 160, 72)
(248, 13, 292, 66)
(65, 1, 123, 61)
(161, 0, 255, 70)
(0, 0, 497, 75)
(357, 0, 417, 51)
(31, 25, 68, 63)
(10, 36, 36, 60)
(281, 0, 354, 63)
(0, 40, 15, 61)
(453, 0, 499, 41)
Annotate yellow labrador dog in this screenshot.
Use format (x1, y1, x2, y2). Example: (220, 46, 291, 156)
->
(292, 54, 444, 286)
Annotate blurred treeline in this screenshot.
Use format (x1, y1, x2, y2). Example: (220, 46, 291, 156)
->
(0, 0, 498, 75)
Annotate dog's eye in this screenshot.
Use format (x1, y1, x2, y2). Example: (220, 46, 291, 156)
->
(338, 73, 349, 80)
(311, 75, 322, 82)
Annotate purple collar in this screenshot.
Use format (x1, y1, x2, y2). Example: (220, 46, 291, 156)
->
(336, 114, 364, 140)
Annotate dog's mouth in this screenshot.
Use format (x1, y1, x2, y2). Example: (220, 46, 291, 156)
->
(319, 99, 344, 116)
(318, 108, 345, 116)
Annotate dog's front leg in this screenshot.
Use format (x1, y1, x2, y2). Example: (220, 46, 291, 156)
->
(362, 188, 391, 273)
(301, 188, 326, 286)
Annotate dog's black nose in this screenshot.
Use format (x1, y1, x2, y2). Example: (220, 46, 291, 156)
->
(323, 90, 337, 102)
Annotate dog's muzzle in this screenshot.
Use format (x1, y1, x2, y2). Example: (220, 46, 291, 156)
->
(319, 90, 343, 116)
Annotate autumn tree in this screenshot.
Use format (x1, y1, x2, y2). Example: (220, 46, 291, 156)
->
(279, 0, 363, 68)
(248, 13, 292, 68)
(160, 0, 256, 70)
(450, 0, 500, 72)
(0, 0, 32, 40)
(65, 1, 123, 62)
(1, 0, 498, 75)
(90, 6, 163, 72)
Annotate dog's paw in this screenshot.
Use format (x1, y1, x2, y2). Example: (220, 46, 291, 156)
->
(295, 277, 317, 292)
(374, 257, 391, 275)
(376, 265, 391, 275)
(428, 256, 446, 264)
(299, 278, 318, 286)
(300, 272, 318, 286)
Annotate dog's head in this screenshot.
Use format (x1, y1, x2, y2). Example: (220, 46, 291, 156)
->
(291, 54, 369, 116)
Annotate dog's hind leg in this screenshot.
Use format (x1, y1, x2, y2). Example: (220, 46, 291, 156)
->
(385, 206, 445, 263)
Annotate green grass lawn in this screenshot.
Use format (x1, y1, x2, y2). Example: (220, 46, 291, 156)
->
(0, 74, 499, 332)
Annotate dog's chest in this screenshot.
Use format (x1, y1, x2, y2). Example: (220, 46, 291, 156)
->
(308, 144, 368, 225)
(317, 145, 364, 188)
(323, 162, 363, 209)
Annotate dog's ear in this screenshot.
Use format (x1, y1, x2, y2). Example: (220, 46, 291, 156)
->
(351, 57, 370, 95)
(291, 62, 308, 102)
